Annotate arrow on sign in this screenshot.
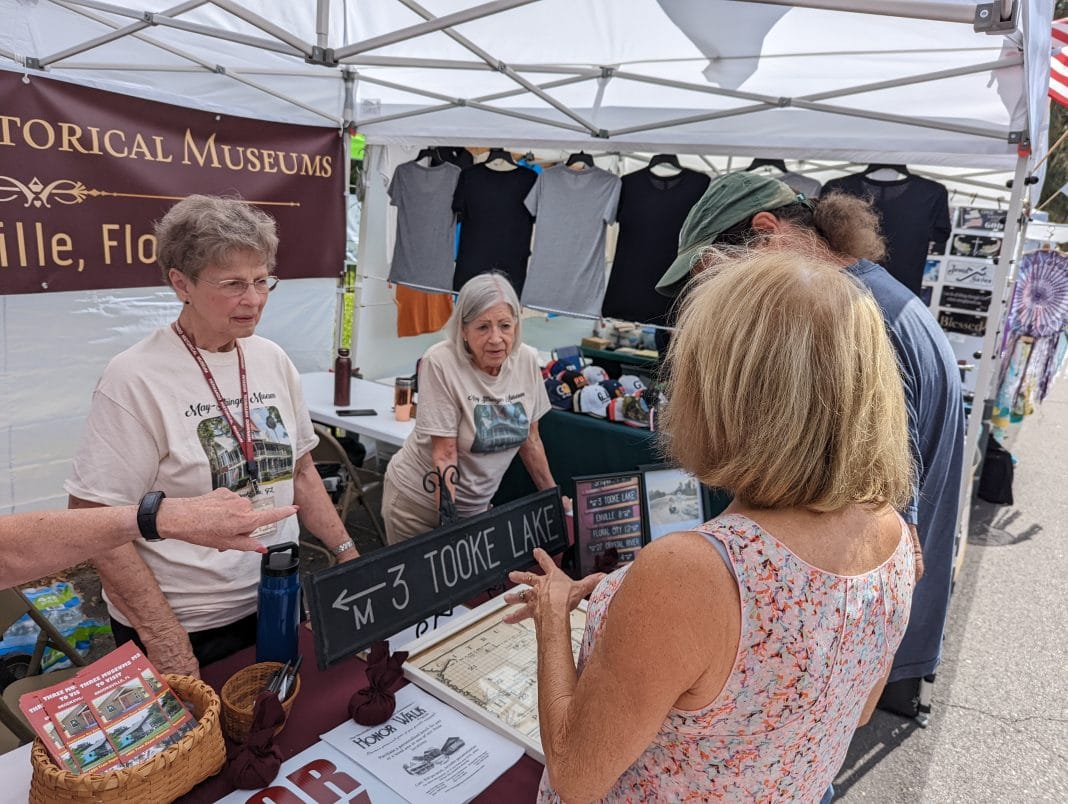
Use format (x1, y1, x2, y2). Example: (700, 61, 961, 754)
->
(333, 582, 386, 611)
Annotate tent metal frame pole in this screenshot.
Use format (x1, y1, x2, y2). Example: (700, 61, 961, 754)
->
(352, 74, 594, 127)
(50, 0, 340, 124)
(725, 0, 999, 25)
(316, 0, 331, 49)
(613, 61, 1015, 140)
(334, 0, 542, 60)
(801, 56, 1023, 102)
(339, 56, 590, 74)
(210, 0, 314, 57)
(123, 12, 304, 57)
(40, 0, 210, 67)
(393, 0, 601, 137)
(789, 98, 1007, 140)
(355, 70, 593, 134)
(960, 152, 1028, 531)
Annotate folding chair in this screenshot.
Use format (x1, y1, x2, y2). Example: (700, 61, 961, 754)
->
(311, 423, 387, 546)
(0, 588, 86, 747)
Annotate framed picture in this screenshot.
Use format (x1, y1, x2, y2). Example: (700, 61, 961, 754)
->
(639, 464, 708, 540)
(572, 472, 648, 578)
(402, 594, 588, 763)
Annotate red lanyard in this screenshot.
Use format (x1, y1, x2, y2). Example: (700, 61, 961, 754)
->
(172, 321, 259, 491)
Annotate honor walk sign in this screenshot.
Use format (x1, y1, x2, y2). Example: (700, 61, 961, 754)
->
(307, 489, 567, 669)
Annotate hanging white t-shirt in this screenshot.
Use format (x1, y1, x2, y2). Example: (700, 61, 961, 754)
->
(385, 341, 550, 518)
(65, 327, 317, 632)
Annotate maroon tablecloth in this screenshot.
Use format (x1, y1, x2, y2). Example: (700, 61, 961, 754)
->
(177, 625, 545, 803)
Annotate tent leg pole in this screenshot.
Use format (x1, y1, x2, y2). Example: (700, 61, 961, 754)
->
(956, 151, 1028, 567)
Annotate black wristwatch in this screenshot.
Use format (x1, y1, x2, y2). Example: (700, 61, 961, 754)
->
(137, 491, 167, 542)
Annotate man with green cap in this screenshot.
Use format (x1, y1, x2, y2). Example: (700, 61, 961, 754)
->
(657, 172, 964, 726)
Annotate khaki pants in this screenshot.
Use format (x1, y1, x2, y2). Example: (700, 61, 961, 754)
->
(381, 472, 441, 544)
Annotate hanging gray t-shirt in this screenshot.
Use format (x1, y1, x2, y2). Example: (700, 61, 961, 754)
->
(522, 165, 622, 318)
(388, 161, 461, 292)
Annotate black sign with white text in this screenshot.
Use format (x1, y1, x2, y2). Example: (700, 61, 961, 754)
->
(306, 489, 567, 669)
(939, 285, 992, 313)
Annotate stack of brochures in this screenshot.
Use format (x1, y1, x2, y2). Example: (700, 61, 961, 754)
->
(18, 642, 196, 774)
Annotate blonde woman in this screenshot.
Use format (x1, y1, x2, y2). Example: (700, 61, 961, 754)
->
(506, 252, 917, 802)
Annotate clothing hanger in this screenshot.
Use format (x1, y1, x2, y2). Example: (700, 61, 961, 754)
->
(862, 163, 910, 178)
(485, 148, 518, 171)
(649, 153, 682, 171)
(745, 157, 787, 173)
(414, 146, 437, 166)
(565, 151, 594, 169)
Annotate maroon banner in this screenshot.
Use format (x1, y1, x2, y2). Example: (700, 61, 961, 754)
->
(0, 71, 344, 295)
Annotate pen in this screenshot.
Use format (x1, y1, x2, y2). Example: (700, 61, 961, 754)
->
(281, 655, 302, 700)
(268, 659, 292, 695)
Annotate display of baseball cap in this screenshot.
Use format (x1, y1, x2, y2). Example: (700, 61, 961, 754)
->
(542, 358, 567, 380)
(599, 379, 625, 398)
(582, 365, 609, 384)
(573, 384, 612, 418)
(655, 172, 808, 297)
(544, 378, 574, 411)
(558, 369, 588, 392)
(618, 374, 646, 396)
(607, 394, 650, 429)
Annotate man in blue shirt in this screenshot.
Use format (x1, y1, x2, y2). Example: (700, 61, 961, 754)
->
(656, 173, 965, 709)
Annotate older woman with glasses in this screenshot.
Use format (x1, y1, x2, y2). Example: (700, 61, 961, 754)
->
(66, 195, 357, 676)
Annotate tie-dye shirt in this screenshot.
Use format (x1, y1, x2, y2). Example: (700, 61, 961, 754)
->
(538, 512, 914, 803)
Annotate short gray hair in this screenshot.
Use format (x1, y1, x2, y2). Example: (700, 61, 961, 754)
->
(155, 194, 279, 285)
(444, 272, 522, 359)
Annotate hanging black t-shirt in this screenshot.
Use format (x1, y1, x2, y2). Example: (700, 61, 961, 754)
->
(603, 167, 711, 324)
(452, 164, 538, 294)
(822, 172, 951, 296)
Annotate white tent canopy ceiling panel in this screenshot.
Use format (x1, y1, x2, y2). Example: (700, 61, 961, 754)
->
(0, 0, 1054, 168)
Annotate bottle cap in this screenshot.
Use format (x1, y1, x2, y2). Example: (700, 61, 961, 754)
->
(261, 541, 299, 576)
(338, 348, 350, 356)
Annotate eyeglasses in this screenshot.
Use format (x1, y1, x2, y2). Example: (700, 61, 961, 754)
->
(197, 275, 280, 296)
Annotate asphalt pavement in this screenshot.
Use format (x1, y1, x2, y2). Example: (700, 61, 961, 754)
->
(833, 377, 1068, 802)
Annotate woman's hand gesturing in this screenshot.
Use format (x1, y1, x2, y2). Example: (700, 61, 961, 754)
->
(502, 548, 605, 627)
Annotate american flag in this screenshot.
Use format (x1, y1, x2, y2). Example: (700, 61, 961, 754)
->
(1052, 18, 1068, 107)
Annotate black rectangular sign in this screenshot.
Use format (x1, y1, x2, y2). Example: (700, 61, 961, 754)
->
(939, 285, 992, 313)
(306, 488, 567, 669)
(938, 310, 988, 336)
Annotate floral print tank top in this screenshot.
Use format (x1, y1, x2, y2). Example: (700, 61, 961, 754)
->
(538, 512, 914, 803)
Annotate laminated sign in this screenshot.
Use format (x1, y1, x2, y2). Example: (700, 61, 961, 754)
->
(306, 489, 567, 669)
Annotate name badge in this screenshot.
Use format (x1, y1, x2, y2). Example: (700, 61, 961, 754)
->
(248, 494, 278, 541)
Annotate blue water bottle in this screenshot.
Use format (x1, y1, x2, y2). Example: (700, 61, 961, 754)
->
(256, 542, 300, 664)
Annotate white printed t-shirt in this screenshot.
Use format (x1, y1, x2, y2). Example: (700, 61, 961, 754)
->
(65, 327, 317, 632)
(386, 341, 550, 518)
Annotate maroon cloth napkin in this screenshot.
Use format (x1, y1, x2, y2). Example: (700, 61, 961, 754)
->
(225, 691, 286, 789)
(348, 641, 408, 726)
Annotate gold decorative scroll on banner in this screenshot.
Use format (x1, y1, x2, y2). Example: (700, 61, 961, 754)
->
(0, 72, 344, 295)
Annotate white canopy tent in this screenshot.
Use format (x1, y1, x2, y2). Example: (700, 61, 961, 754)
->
(0, 0, 1056, 515)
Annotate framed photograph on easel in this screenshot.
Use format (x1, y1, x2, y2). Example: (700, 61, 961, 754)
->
(572, 471, 648, 578)
(639, 464, 708, 540)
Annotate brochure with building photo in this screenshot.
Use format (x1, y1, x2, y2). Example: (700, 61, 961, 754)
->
(320, 685, 523, 804)
(19, 641, 195, 773)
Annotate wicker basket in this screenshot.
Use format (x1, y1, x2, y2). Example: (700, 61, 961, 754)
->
(28, 674, 225, 804)
(219, 661, 300, 743)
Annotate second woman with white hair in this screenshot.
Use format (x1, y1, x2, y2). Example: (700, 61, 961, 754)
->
(382, 272, 558, 543)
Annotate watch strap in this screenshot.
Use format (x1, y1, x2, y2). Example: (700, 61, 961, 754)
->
(137, 491, 167, 542)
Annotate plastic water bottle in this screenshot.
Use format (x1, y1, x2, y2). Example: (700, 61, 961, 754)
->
(256, 542, 300, 664)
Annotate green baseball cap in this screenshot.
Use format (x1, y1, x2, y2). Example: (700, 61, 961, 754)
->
(655, 172, 805, 296)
